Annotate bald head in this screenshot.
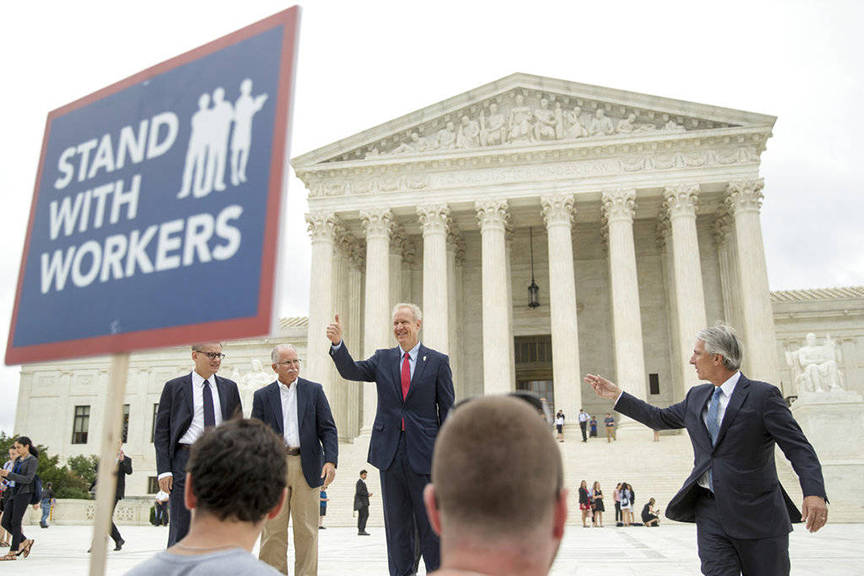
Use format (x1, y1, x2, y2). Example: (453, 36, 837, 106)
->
(431, 396, 563, 538)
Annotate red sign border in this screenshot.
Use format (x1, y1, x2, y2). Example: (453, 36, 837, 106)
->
(5, 7, 301, 365)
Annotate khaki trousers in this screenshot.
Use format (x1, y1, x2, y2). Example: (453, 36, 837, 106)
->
(259, 454, 320, 575)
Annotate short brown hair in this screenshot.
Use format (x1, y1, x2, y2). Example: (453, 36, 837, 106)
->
(187, 418, 286, 523)
(432, 396, 563, 537)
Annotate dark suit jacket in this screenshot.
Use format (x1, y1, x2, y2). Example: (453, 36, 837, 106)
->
(5, 455, 38, 495)
(115, 456, 132, 500)
(251, 378, 338, 488)
(330, 342, 454, 475)
(354, 478, 369, 510)
(616, 374, 827, 539)
(154, 373, 243, 475)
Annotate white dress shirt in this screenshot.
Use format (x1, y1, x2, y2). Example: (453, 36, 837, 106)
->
(178, 370, 224, 445)
(279, 377, 301, 447)
(697, 371, 741, 489)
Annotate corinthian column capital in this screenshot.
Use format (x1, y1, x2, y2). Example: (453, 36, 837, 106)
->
(725, 179, 765, 214)
(360, 209, 394, 240)
(541, 193, 575, 228)
(417, 204, 451, 236)
(475, 199, 510, 231)
(306, 212, 339, 242)
(663, 184, 700, 219)
(601, 188, 636, 224)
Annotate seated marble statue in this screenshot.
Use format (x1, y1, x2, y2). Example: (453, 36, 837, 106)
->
(508, 94, 533, 143)
(533, 98, 558, 141)
(786, 333, 844, 393)
(616, 113, 637, 134)
(436, 121, 457, 150)
(565, 106, 588, 139)
(456, 115, 481, 148)
(480, 102, 505, 146)
(590, 109, 615, 136)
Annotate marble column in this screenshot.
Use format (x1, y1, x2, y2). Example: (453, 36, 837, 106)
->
(726, 179, 780, 383)
(389, 226, 405, 314)
(602, 188, 647, 400)
(360, 209, 393, 432)
(714, 211, 742, 332)
(417, 204, 450, 352)
(541, 193, 581, 416)
(475, 199, 514, 394)
(657, 216, 683, 399)
(664, 184, 707, 389)
(447, 229, 464, 398)
(305, 212, 339, 398)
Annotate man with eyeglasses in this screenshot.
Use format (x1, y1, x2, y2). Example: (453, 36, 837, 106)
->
(251, 344, 338, 576)
(423, 395, 568, 576)
(155, 342, 243, 547)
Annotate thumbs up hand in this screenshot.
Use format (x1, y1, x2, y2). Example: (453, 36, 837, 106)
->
(326, 314, 343, 346)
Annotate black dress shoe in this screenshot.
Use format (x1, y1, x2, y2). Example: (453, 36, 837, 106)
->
(358, 531, 371, 536)
(114, 539, 125, 551)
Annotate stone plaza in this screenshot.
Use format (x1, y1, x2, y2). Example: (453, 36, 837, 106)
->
(5, 523, 863, 575)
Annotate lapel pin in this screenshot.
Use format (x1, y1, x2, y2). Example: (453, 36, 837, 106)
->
(423, 355, 427, 362)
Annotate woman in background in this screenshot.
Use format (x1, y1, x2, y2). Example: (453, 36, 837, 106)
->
(591, 481, 605, 527)
(578, 480, 592, 527)
(0, 437, 38, 560)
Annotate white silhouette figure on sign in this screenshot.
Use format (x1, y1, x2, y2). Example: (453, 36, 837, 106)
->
(178, 93, 212, 198)
(230, 79, 268, 186)
(178, 79, 268, 198)
(207, 87, 234, 192)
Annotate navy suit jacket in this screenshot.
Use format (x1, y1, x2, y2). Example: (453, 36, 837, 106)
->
(251, 378, 338, 488)
(330, 342, 454, 475)
(154, 373, 243, 476)
(616, 374, 827, 539)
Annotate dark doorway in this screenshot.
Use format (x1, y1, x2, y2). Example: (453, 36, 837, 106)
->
(515, 335, 554, 411)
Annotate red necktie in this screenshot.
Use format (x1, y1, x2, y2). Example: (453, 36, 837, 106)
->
(401, 352, 410, 430)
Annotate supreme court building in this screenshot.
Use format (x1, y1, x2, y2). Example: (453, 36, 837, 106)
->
(293, 73, 783, 438)
(13, 75, 864, 515)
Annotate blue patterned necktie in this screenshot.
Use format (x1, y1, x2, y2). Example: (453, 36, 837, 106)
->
(707, 387, 723, 446)
(203, 379, 216, 428)
(706, 387, 723, 491)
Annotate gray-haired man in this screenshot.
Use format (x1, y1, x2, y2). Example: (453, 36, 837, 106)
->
(585, 324, 828, 576)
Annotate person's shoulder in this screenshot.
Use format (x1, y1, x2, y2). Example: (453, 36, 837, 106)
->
(217, 374, 240, 389)
(163, 374, 191, 388)
(298, 377, 324, 391)
(252, 382, 277, 398)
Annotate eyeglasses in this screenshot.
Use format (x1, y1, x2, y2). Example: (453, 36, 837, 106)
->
(276, 359, 302, 366)
(197, 352, 226, 360)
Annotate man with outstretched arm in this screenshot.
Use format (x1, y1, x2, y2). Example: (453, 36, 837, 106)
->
(585, 324, 828, 576)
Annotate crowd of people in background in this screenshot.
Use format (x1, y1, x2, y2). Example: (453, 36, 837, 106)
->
(578, 480, 657, 528)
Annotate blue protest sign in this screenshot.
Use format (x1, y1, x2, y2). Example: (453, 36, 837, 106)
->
(7, 8, 300, 364)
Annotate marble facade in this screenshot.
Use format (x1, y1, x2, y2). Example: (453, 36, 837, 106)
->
(12, 75, 864, 508)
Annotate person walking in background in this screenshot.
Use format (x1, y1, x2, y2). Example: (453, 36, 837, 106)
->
(578, 480, 592, 527)
(642, 498, 661, 527)
(604, 413, 616, 442)
(154, 491, 170, 527)
(591, 481, 605, 527)
(319, 490, 328, 530)
(0, 437, 38, 560)
(613, 482, 622, 525)
(89, 447, 133, 552)
(0, 445, 17, 547)
(589, 415, 598, 438)
(577, 409, 589, 442)
(354, 470, 372, 536)
(555, 410, 565, 442)
(39, 482, 55, 528)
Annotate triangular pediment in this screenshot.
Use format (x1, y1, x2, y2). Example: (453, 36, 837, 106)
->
(292, 73, 775, 169)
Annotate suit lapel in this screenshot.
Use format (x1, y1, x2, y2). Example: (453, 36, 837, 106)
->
(268, 382, 284, 436)
(392, 347, 404, 402)
(182, 374, 194, 421)
(406, 345, 430, 403)
(713, 375, 750, 449)
(693, 384, 715, 449)
(296, 378, 308, 436)
(215, 376, 231, 420)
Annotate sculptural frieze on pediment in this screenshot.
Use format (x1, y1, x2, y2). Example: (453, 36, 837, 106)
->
(326, 89, 735, 163)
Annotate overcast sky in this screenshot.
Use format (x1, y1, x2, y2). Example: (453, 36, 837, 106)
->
(1, 0, 861, 434)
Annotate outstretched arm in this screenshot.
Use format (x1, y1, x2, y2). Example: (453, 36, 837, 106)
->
(584, 374, 687, 430)
(328, 314, 378, 382)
